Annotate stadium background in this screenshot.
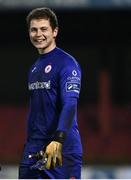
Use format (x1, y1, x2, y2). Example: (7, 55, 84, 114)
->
(0, 0, 131, 178)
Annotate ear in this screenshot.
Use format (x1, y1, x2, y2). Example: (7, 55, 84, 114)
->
(53, 27, 59, 38)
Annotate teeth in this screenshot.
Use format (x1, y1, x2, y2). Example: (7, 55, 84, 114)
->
(37, 39, 43, 42)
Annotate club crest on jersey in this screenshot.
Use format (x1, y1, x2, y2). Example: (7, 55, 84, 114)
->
(45, 65, 52, 73)
(72, 70, 77, 76)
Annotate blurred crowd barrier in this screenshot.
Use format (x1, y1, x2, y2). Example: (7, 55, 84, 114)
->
(0, 165, 131, 179)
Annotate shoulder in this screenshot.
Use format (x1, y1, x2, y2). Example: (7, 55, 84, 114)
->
(56, 47, 81, 70)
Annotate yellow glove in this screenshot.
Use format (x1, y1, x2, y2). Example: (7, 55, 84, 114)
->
(43, 141, 62, 169)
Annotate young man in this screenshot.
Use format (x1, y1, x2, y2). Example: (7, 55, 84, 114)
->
(19, 7, 82, 179)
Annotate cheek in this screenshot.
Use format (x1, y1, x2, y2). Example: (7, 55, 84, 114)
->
(29, 31, 35, 38)
(29, 33, 33, 40)
(29, 34, 35, 42)
(29, 36, 35, 44)
(29, 34, 32, 39)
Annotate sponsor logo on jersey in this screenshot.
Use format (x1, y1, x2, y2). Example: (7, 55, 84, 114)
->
(66, 82, 80, 93)
(45, 65, 52, 73)
(72, 70, 77, 76)
(28, 80, 51, 90)
(67, 76, 80, 81)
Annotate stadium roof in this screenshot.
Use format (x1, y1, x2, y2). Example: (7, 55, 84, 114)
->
(0, 0, 131, 10)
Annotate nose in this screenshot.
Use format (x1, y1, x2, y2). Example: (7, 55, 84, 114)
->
(36, 29, 42, 36)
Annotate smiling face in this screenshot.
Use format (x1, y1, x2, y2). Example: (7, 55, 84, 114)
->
(29, 18, 58, 54)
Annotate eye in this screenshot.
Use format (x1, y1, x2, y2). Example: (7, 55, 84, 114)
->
(41, 27, 48, 32)
(30, 27, 37, 32)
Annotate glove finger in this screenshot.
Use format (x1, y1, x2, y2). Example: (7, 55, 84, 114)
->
(57, 153, 62, 166)
(46, 154, 52, 169)
(52, 153, 57, 168)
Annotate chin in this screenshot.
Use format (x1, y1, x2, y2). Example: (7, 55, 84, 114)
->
(35, 45, 45, 49)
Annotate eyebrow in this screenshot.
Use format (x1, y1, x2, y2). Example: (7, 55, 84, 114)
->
(30, 26, 48, 29)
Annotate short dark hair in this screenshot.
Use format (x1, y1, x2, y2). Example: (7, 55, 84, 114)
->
(26, 7, 58, 30)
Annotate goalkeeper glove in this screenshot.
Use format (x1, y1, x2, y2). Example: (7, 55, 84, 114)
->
(44, 141, 62, 169)
(29, 141, 62, 170)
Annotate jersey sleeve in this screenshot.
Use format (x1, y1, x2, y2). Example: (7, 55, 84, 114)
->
(59, 59, 81, 101)
(53, 59, 82, 142)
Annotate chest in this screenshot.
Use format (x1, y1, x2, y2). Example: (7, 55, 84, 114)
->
(29, 59, 58, 83)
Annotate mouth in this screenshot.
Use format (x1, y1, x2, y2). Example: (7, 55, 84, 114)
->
(34, 39, 46, 43)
